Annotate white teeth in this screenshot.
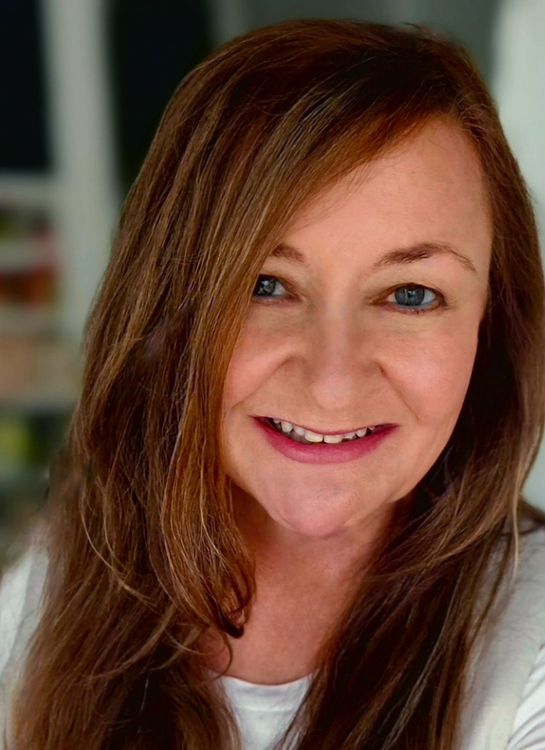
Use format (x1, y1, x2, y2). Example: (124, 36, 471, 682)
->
(269, 417, 375, 443)
(301, 429, 323, 443)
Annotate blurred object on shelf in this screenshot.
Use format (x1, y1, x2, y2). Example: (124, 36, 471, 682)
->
(0, 176, 58, 210)
(0, 334, 81, 411)
(0, 413, 33, 476)
(0, 203, 60, 332)
(0, 383, 73, 570)
(0, 410, 68, 475)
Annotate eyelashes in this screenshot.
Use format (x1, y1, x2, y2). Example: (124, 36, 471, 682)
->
(251, 274, 446, 315)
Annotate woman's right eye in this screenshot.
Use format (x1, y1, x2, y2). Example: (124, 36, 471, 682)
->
(252, 275, 292, 303)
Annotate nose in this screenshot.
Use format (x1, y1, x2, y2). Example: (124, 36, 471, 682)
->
(301, 308, 381, 415)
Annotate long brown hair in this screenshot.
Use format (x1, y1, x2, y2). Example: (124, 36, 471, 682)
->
(9, 19, 545, 750)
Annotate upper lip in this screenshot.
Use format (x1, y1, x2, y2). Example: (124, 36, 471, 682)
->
(257, 416, 385, 436)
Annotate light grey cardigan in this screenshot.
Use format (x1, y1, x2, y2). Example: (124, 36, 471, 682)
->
(1, 523, 545, 749)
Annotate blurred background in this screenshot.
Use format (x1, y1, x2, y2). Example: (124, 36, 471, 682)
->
(1, 0, 544, 564)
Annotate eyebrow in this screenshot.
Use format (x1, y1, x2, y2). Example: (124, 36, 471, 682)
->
(270, 241, 478, 275)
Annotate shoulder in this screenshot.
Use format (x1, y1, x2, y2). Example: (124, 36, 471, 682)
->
(508, 638, 545, 749)
(459, 520, 545, 750)
(0, 535, 49, 681)
(0, 535, 48, 743)
(506, 522, 545, 749)
(0, 550, 33, 675)
(494, 520, 545, 665)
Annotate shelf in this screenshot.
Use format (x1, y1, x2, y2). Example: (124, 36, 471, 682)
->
(0, 239, 56, 273)
(0, 175, 59, 210)
(0, 305, 58, 335)
(0, 335, 81, 412)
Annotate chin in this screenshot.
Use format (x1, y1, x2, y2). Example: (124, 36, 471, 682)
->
(271, 500, 368, 540)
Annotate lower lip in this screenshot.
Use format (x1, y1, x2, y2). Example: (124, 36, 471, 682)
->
(253, 418, 398, 465)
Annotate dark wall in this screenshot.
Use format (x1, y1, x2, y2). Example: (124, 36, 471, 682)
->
(0, 0, 50, 171)
(107, 0, 212, 193)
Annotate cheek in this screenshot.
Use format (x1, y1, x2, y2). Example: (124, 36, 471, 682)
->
(393, 326, 479, 426)
(222, 326, 273, 413)
(222, 314, 296, 412)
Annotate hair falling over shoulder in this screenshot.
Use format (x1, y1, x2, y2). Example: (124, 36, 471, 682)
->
(8, 18, 545, 750)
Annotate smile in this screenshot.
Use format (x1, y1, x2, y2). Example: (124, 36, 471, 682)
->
(264, 417, 385, 444)
(254, 417, 396, 465)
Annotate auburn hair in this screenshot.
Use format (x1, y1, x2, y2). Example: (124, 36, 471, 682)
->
(9, 18, 545, 750)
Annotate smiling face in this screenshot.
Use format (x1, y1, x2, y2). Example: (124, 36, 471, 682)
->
(220, 118, 493, 545)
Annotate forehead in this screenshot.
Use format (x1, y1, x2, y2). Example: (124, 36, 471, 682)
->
(282, 118, 493, 276)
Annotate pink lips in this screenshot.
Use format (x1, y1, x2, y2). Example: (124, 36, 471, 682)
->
(254, 417, 397, 465)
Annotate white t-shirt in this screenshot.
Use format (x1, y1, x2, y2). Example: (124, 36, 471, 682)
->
(2, 525, 545, 750)
(219, 638, 545, 750)
(218, 672, 311, 750)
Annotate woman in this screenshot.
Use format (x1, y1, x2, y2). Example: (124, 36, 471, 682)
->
(2, 18, 545, 750)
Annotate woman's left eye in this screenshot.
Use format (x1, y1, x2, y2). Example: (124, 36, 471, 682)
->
(385, 284, 441, 313)
(252, 275, 443, 314)
(252, 275, 291, 301)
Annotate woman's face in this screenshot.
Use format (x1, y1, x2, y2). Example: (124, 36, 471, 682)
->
(221, 118, 492, 541)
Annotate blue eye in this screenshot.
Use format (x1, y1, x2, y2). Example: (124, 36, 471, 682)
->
(252, 275, 290, 301)
(252, 275, 444, 314)
(388, 285, 440, 313)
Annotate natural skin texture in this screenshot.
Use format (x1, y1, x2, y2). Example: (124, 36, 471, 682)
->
(214, 118, 493, 684)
